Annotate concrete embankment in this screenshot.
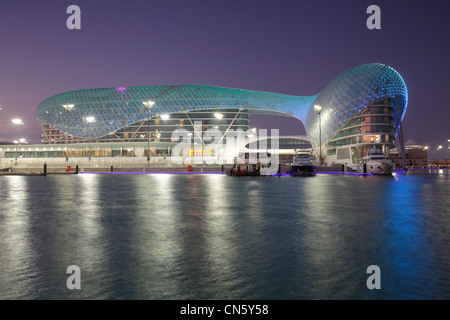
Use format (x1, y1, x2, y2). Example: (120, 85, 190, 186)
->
(0, 165, 230, 175)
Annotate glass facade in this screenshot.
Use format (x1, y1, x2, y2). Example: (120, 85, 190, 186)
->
(1, 143, 173, 158)
(326, 100, 398, 165)
(245, 137, 312, 150)
(41, 109, 249, 144)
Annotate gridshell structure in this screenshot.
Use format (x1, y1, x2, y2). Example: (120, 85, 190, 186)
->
(36, 63, 407, 153)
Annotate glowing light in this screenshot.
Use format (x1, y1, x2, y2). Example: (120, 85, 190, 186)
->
(316, 172, 373, 176)
(62, 104, 74, 111)
(161, 114, 170, 121)
(11, 119, 23, 125)
(80, 172, 226, 175)
(85, 116, 95, 123)
(214, 113, 223, 119)
(143, 100, 155, 108)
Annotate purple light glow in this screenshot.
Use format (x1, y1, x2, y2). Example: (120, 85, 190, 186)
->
(117, 87, 127, 91)
(80, 172, 226, 175)
(408, 168, 450, 170)
(316, 172, 373, 176)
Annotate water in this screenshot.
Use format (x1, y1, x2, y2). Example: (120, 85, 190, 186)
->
(0, 172, 449, 300)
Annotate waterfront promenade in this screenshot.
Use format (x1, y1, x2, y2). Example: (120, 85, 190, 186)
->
(0, 157, 227, 174)
(0, 157, 348, 175)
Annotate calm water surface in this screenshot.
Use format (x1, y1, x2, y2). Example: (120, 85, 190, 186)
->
(0, 171, 449, 299)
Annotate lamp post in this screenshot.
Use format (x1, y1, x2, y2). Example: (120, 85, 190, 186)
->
(85, 116, 95, 160)
(160, 114, 170, 166)
(143, 100, 155, 166)
(62, 104, 74, 163)
(214, 113, 224, 164)
(11, 118, 23, 160)
(314, 105, 322, 166)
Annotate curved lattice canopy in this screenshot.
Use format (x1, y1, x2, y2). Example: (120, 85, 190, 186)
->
(36, 63, 407, 151)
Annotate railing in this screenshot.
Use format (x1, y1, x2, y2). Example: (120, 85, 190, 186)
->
(0, 156, 232, 172)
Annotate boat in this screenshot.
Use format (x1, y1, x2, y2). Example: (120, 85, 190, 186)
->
(290, 150, 316, 177)
(227, 150, 282, 176)
(362, 151, 394, 175)
(227, 164, 261, 176)
(227, 152, 262, 176)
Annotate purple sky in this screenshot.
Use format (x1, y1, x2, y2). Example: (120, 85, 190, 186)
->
(0, 0, 449, 159)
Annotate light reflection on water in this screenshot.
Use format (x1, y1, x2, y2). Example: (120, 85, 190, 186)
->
(0, 172, 449, 299)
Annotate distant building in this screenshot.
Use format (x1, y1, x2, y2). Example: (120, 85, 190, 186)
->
(432, 159, 450, 168)
(389, 138, 428, 168)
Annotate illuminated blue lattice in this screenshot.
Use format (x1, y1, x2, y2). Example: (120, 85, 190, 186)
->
(36, 63, 407, 152)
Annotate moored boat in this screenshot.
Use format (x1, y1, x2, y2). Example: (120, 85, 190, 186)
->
(290, 151, 316, 177)
(362, 152, 394, 175)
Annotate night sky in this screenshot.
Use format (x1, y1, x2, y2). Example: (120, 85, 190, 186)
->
(0, 0, 449, 159)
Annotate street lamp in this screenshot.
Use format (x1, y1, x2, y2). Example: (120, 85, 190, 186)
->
(11, 118, 23, 126)
(143, 100, 155, 165)
(11, 118, 23, 160)
(160, 114, 170, 164)
(214, 113, 223, 119)
(62, 104, 74, 162)
(85, 116, 95, 160)
(314, 105, 322, 166)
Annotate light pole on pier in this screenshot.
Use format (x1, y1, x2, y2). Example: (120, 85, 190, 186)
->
(11, 118, 24, 161)
(314, 105, 323, 166)
(85, 116, 95, 160)
(143, 100, 155, 166)
(62, 104, 74, 163)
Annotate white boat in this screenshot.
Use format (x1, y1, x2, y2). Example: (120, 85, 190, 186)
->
(290, 151, 316, 176)
(362, 152, 394, 175)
